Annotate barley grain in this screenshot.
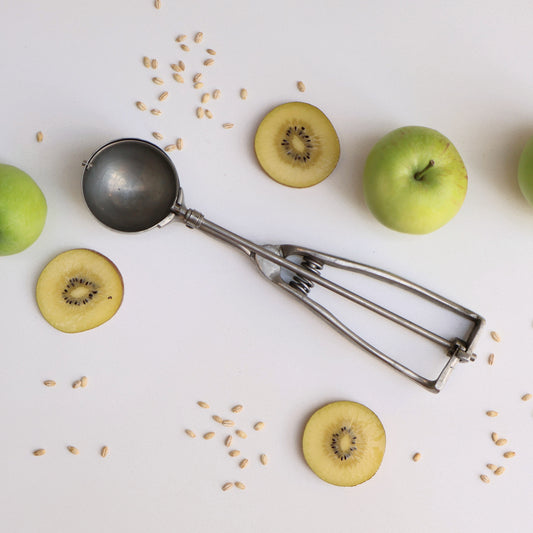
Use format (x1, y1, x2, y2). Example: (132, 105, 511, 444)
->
(235, 481, 246, 490)
(43, 380, 56, 387)
(260, 454, 268, 465)
(72, 380, 82, 389)
(154, 0, 161, 9)
(178, 60, 186, 71)
(212, 415, 223, 423)
(152, 77, 164, 85)
(171, 63, 182, 72)
(236, 429, 247, 439)
(101, 446, 110, 457)
(486, 463, 497, 471)
(143, 56, 151, 68)
(495, 438, 508, 447)
(239, 458, 249, 469)
(205, 109, 213, 119)
(185, 429, 196, 438)
(225, 435, 232, 448)
(488, 353, 495, 365)
(491, 432, 498, 443)
(176, 35, 187, 42)
(229, 450, 240, 457)
(176, 138, 183, 151)
(297, 80, 306, 92)
(80, 376, 88, 388)
(33, 449, 46, 456)
(164, 144, 177, 152)
(222, 123, 234, 129)
(213, 89, 221, 99)
(151, 58, 158, 69)
(480, 474, 490, 484)
(67, 446, 80, 455)
(201, 93, 210, 104)
(136, 101, 147, 111)
(253, 422, 265, 431)
(521, 393, 532, 401)
(503, 451, 516, 458)
(231, 404, 243, 413)
(180, 44, 190, 52)
(36, 131, 44, 143)
(173, 73, 185, 83)
(152, 132, 164, 140)
(196, 107, 205, 119)
(222, 482, 233, 491)
(194, 32, 204, 43)
(193, 73, 202, 83)
(197, 401, 210, 409)
(240, 88, 248, 100)
(151, 109, 162, 116)
(206, 48, 216, 55)
(222, 419, 235, 427)
(494, 466, 505, 475)
(203, 432, 215, 440)
(490, 331, 501, 342)
(412, 452, 421, 462)
(193, 82, 204, 90)
(158, 91, 169, 101)
(204, 58, 215, 66)
(486, 410, 498, 417)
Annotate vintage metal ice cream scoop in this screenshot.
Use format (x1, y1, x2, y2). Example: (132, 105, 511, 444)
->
(82, 138, 484, 393)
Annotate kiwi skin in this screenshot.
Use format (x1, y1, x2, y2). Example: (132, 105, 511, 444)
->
(254, 101, 340, 188)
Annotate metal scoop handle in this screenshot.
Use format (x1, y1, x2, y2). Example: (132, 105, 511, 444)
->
(172, 204, 485, 393)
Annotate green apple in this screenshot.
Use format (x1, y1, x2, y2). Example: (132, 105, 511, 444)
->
(0, 164, 47, 255)
(363, 126, 468, 234)
(518, 136, 533, 205)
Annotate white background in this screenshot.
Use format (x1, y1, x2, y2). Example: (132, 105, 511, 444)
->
(1, 1, 533, 532)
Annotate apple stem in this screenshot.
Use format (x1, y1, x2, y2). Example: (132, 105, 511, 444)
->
(413, 160, 435, 181)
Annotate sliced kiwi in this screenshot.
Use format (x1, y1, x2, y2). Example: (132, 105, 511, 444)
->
(36, 248, 124, 333)
(302, 400, 386, 487)
(254, 102, 340, 188)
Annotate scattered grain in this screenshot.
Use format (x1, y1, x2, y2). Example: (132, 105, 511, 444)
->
(231, 404, 243, 413)
(480, 474, 490, 484)
(222, 123, 234, 129)
(80, 376, 88, 388)
(495, 438, 508, 447)
(222, 482, 233, 491)
(196, 107, 205, 119)
(491, 432, 498, 443)
(236, 429, 247, 439)
(197, 401, 210, 409)
(176, 138, 183, 151)
(486, 464, 497, 471)
(213, 89, 221, 99)
(151, 58, 158, 69)
(151, 108, 162, 116)
(194, 32, 204, 43)
(490, 331, 501, 342)
(201, 93, 210, 104)
(203, 432, 215, 440)
(193, 82, 204, 90)
(225, 435, 232, 448)
(154, 0, 161, 9)
(486, 410, 498, 417)
(240, 88, 248, 100)
(503, 451, 516, 458)
(229, 450, 240, 457)
(36, 131, 44, 143)
(253, 421, 265, 431)
(72, 380, 82, 389)
(521, 393, 532, 401)
(176, 34, 187, 42)
(204, 58, 215, 66)
(235, 481, 246, 490)
(260, 454, 268, 465)
(239, 458, 249, 469)
(67, 446, 80, 455)
(297, 80, 306, 92)
(136, 101, 147, 111)
(412, 452, 422, 462)
(33, 449, 46, 456)
(100, 446, 109, 458)
(180, 44, 190, 52)
(488, 353, 495, 365)
(494, 466, 505, 476)
(173, 73, 185, 83)
(164, 144, 177, 152)
(152, 77, 164, 85)
(212, 415, 223, 423)
(205, 109, 213, 119)
(178, 60, 186, 71)
(222, 419, 235, 427)
(158, 91, 169, 101)
(43, 380, 56, 387)
(152, 132, 164, 140)
(143, 56, 151, 68)
(171, 63, 182, 72)
(206, 48, 216, 55)
(185, 429, 196, 438)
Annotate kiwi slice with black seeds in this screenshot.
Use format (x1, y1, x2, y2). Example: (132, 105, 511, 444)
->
(254, 102, 340, 187)
(302, 400, 386, 486)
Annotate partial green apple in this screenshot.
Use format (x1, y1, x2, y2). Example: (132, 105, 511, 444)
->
(518, 135, 533, 205)
(363, 126, 468, 234)
(0, 164, 47, 255)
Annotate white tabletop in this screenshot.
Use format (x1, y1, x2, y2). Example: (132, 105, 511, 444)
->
(2, 1, 533, 531)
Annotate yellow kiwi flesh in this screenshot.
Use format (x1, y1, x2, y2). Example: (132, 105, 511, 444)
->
(302, 400, 386, 487)
(254, 102, 340, 188)
(36, 248, 123, 333)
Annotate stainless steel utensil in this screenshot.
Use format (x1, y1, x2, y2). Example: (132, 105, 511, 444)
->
(82, 138, 484, 393)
